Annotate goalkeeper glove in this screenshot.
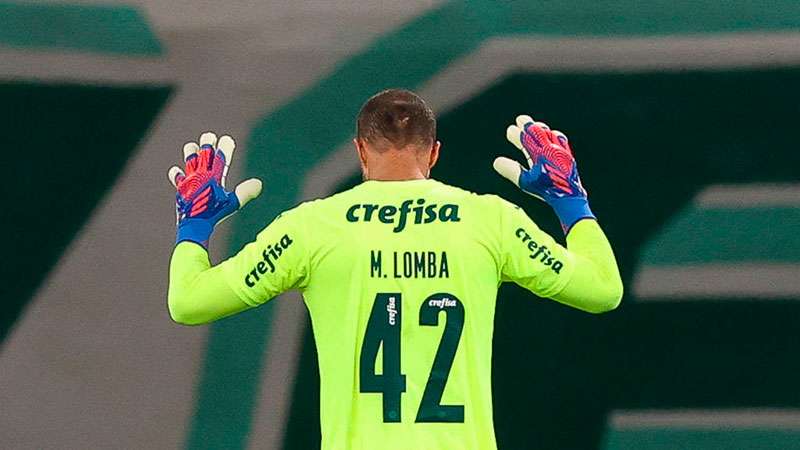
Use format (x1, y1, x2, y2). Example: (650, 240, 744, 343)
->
(167, 131, 262, 249)
(493, 115, 594, 233)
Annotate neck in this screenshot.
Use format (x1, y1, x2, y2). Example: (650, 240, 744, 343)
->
(364, 149, 429, 181)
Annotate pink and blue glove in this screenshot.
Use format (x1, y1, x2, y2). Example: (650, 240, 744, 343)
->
(167, 132, 262, 249)
(493, 115, 594, 233)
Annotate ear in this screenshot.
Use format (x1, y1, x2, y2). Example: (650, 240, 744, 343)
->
(428, 140, 441, 171)
(354, 138, 370, 179)
(354, 138, 367, 164)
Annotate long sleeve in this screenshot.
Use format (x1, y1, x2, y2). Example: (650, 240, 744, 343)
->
(498, 198, 623, 313)
(168, 242, 248, 324)
(551, 219, 623, 313)
(167, 204, 312, 325)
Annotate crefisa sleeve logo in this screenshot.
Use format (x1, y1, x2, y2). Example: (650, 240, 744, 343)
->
(245, 234, 294, 287)
(515, 228, 563, 273)
(345, 198, 460, 232)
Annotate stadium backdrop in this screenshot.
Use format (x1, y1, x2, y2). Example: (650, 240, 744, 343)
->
(1, 1, 800, 449)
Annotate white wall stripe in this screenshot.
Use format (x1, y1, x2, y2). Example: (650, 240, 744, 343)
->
(422, 33, 800, 116)
(634, 264, 800, 300)
(695, 183, 800, 208)
(610, 408, 800, 429)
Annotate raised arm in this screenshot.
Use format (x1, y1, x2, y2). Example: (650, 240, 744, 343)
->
(168, 209, 310, 324)
(169, 242, 243, 324)
(555, 219, 622, 312)
(165, 131, 266, 325)
(494, 115, 623, 313)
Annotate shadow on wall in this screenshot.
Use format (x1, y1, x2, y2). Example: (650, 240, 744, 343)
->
(0, 82, 172, 343)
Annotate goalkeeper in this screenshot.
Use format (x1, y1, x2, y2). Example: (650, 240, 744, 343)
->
(167, 89, 622, 450)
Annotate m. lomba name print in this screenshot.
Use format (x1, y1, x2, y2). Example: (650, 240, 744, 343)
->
(370, 250, 450, 279)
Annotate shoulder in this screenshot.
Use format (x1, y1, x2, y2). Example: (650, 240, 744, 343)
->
(272, 186, 363, 226)
(291, 185, 360, 214)
(430, 180, 520, 212)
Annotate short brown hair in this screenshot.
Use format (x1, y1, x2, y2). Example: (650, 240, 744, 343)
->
(356, 89, 436, 150)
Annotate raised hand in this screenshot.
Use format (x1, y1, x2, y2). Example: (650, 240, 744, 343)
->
(494, 115, 594, 232)
(168, 132, 262, 248)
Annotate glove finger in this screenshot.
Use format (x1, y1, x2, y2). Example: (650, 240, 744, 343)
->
(217, 135, 235, 163)
(199, 131, 218, 148)
(196, 132, 218, 173)
(515, 115, 534, 129)
(506, 125, 523, 149)
(552, 129, 569, 146)
(217, 135, 236, 187)
(234, 178, 263, 209)
(534, 121, 558, 145)
(517, 115, 553, 151)
(552, 129, 573, 155)
(492, 157, 523, 187)
(183, 142, 199, 162)
(521, 120, 554, 153)
(506, 125, 532, 168)
(167, 166, 185, 188)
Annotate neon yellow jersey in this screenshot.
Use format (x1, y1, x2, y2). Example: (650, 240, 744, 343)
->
(215, 179, 582, 450)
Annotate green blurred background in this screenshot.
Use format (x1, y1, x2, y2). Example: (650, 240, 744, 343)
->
(2, 1, 800, 449)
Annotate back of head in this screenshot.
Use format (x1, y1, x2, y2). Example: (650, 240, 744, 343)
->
(356, 89, 436, 151)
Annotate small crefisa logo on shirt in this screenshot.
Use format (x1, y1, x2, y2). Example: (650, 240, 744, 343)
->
(428, 297, 457, 309)
(245, 234, 293, 287)
(345, 198, 460, 232)
(386, 296, 398, 325)
(515, 228, 564, 274)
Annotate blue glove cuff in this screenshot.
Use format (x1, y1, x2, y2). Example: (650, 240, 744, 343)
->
(548, 197, 595, 233)
(176, 219, 213, 249)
